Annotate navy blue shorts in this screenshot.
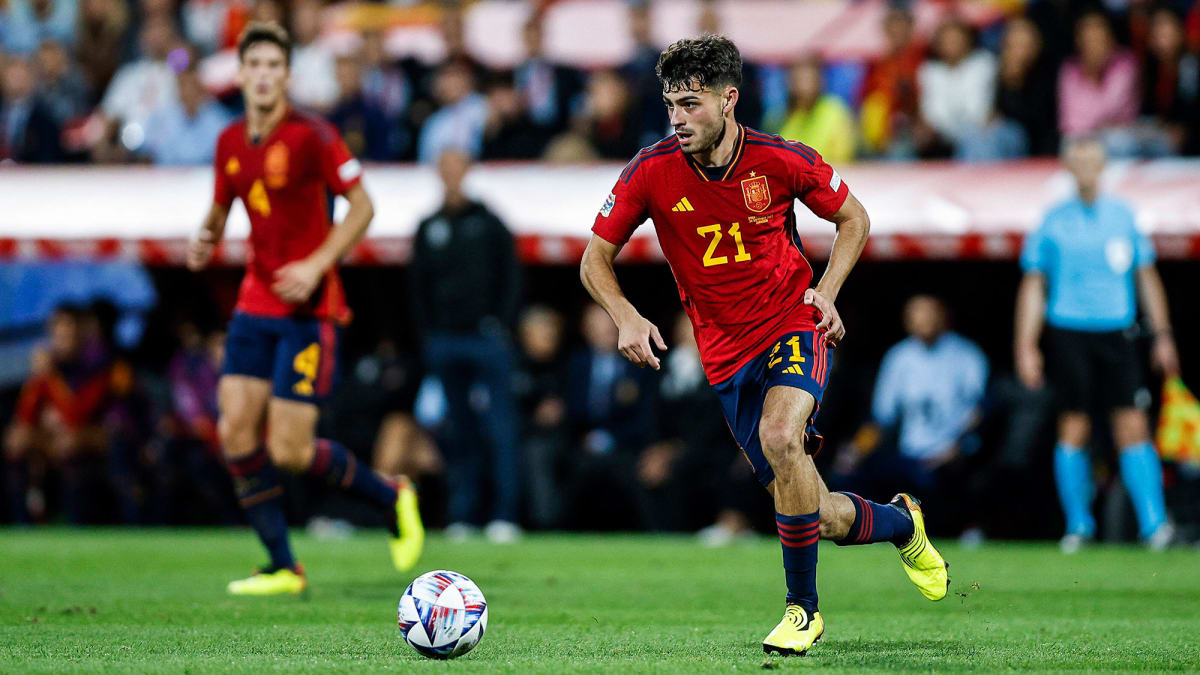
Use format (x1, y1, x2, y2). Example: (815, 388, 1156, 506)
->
(222, 312, 341, 404)
(712, 330, 833, 488)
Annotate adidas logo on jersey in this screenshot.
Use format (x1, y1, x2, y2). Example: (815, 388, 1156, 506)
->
(781, 364, 805, 376)
(671, 197, 695, 212)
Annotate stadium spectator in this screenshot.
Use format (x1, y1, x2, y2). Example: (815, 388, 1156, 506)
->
(154, 322, 237, 524)
(34, 39, 89, 126)
(481, 70, 545, 160)
(565, 69, 642, 161)
(74, 0, 130, 101)
(416, 60, 487, 163)
(3, 0, 76, 56)
(1015, 137, 1179, 552)
(1057, 11, 1141, 155)
(3, 306, 114, 523)
(514, 305, 568, 530)
(624, 1, 669, 147)
(141, 57, 231, 165)
(771, 55, 856, 164)
(287, 0, 338, 113)
(830, 296, 989, 538)
(328, 51, 394, 161)
(0, 55, 63, 162)
(515, 15, 580, 139)
(97, 15, 181, 156)
(359, 29, 412, 159)
(1140, 6, 1200, 156)
(410, 149, 522, 542)
(991, 17, 1059, 157)
(181, 0, 245, 55)
(857, 6, 923, 157)
(917, 16, 997, 158)
(563, 304, 656, 531)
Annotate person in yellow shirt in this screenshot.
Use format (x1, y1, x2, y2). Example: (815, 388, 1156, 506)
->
(774, 56, 857, 163)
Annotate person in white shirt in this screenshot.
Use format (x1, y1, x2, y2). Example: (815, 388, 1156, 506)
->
(917, 17, 996, 157)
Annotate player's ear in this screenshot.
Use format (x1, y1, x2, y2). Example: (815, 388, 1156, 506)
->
(722, 87, 739, 115)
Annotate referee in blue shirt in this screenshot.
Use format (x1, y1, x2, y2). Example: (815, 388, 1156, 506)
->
(1015, 138, 1180, 553)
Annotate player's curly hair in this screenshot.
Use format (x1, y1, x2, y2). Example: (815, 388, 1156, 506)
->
(238, 21, 292, 65)
(655, 34, 743, 93)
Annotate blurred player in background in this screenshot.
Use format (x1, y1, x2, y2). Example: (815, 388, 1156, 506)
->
(1015, 137, 1179, 553)
(580, 35, 949, 657)
(187, 22, 423, 595)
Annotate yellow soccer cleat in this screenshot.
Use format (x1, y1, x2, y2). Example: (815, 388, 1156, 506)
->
(226, 564, 306, 596)
(891, 493, 950, 601)
(389, 475, 425, 573)
(762, 604, 824, 657)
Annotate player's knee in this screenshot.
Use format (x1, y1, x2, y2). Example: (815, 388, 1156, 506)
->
(266, 429, 313, 474)
(1058, 413, 1090, 447)
(217, 415, 258, 457)
(1113, 410, 1150, 448)
(760, 422, 804, 476)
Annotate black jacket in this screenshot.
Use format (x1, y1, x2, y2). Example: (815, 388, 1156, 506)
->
(410, 200, 521, 336)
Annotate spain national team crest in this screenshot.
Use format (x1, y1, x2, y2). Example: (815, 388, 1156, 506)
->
(265, 142, 289, 188)
(741, 173, 771, 213)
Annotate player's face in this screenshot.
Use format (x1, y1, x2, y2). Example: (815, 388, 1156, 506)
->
(237, 42, 289, 110)
(663, 84, 732, 155)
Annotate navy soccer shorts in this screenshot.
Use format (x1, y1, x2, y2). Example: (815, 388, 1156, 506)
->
(222, 312, 341, 404)
(712, 330, 833, 488)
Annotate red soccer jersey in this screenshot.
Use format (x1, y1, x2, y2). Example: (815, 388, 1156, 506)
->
(213, 108, 363, 322)
(592, 125, 849, 384)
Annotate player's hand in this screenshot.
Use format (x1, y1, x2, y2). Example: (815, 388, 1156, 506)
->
(617, 314, 667, 370)
(186, 235, 216, 271)
(272, 258, 325, 304)
(1152, 333, 1181, 377)
(1015, 343, 1044, 389)
(804, 288, 844, 345)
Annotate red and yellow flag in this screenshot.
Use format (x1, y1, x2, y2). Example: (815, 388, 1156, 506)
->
(1156, 377, 1200, 465)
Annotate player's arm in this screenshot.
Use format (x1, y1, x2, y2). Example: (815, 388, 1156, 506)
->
(1136, 265, 1180, 376)
(807, 191, 870, 344)
(580, 235, 667, 370)
(273, 182, 374, 304)
(1013, 272, 1046, 389)
(187, 203, 230, 271)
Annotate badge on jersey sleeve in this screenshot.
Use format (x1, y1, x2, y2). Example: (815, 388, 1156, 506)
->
(741, 173, 771, 213)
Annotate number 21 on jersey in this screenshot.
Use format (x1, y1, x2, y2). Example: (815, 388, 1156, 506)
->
(696, 222, 751, 267)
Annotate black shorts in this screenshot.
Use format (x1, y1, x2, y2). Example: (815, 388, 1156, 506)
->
(1045, 327, 1144, 412)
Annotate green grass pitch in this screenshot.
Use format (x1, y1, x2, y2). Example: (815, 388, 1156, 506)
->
(2, 528, 1198, 672)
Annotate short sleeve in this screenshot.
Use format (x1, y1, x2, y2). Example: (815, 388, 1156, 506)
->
(1020, 219, 1051, 273)
(591, 155, 650, 246)
(212, 135, 233, 208)
(1132, 212, 1155, 267)
(315, 124, 363, 196)
(791, 143, 849, 220)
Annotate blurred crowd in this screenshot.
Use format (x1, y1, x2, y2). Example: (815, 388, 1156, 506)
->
(2, 0, 1200, 165)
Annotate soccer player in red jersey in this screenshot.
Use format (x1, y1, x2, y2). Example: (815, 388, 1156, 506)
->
(187, 23, 423, 595)
(581, 36, 949, 655)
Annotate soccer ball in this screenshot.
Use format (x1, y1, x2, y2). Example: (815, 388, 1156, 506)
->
(397, 570, 488, 659)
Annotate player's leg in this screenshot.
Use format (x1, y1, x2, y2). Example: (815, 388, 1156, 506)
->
(1112, 406, 1170, 546)
(758, 385, 825, 656)
(269, 319, 422, 571)
(3, 422, 36, 523)
(1046, 328, 1097, 551)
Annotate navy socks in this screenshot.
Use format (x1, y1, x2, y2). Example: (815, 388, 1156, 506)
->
(776, 511, 820, 611)
(308, 439, 398, 510)
(227, 446, 294, 570)
(835, 492, 915, 546)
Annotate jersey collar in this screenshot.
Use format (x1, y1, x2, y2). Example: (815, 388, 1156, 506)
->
(685, 123, 745, 183)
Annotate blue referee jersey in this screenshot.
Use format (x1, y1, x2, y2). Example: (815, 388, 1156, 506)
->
(1020, 196, 1154, 332)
